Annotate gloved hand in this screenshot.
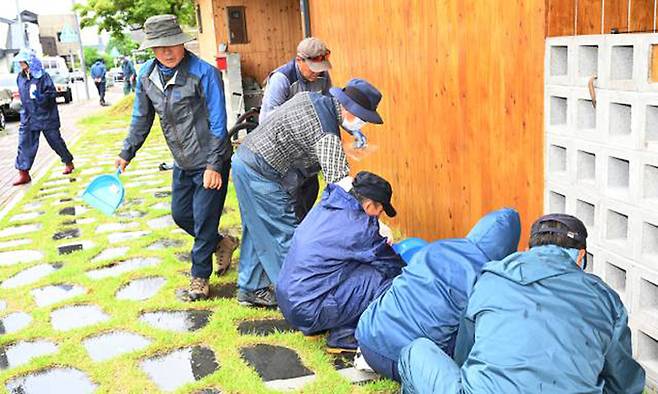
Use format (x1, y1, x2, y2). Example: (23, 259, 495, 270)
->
(352, 130, 367, 149)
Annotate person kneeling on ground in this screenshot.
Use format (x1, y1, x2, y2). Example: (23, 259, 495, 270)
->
(355, 208, 521, 381)
(398, 213, 646, 393)
(277, 171, 404, 351)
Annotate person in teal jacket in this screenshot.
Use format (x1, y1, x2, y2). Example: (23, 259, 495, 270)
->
(398, 213, 646, 394)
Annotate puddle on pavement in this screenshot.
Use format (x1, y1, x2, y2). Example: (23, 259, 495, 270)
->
(240, 344, 313, 382)
(116, 210, 147, 219)
(58, 207, 76, 216)
(83, 331, 151, 362)
(10, 211, 44, 222)
(1, 264, 62, 289)
(108, 231, 150, 244)
(50, 305, 109, 331)
(139, 310, 212, 332)
(52, 228, 80, 240)
(0, 250, 43, 266)
(140, 346, 219, 392)
(5, 367, 97, 393)
(147, 216, 175, 230)
(0, 312, 32, 335)
(91, 247, 129, 263)
(0, 340, 58, 370)
(0, 223, 41, 238)
(237, 319, 296, 336)
(31, 284, 86, 307)
(0, 239, 32, 250)
(147, 239, 184, 250)
(116, 277, 166, 301)
(96, 222, 139, 233)
(87, 258, 160, 280)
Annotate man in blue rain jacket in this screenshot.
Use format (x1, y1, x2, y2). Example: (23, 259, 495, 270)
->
(90, 59, 107, 105)
(277, 171, 404, 351)
(398, 213, 646, 394)
(355, 208, 521, 381)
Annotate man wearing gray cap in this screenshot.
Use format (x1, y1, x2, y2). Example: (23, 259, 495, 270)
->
(116, 14, 238, 301)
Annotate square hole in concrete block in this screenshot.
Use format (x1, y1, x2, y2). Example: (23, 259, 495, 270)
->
(610, 45, 634, 80)
(578, 45, 598, 77)
(609, 102, 632, 137)
(645, 164, 658, 200)
(643, 222, 658, 257)
(637, 331, 658, 370)
(607, 157, 630, 191)
(550, 46, 568, 76)
(550, 96, 568, 126)
(549, 192, 566, 213)
(640, 278, 658, 314)
(585, 252, 594, 274)
(577, 150, 596, 182)
(576, 199, 596, 227)
(646, 105, 658, 143)
(605, 261, 627, 292)
(549, 145, 567, 173)
(577, 99, 596, 129)
(606, 209, 628, 241)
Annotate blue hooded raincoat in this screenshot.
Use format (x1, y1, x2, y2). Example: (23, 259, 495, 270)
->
(16, 51, 60, 131)
(355, 208, 521, 378)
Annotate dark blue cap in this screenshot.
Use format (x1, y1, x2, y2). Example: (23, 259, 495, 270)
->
(530, 213, 588, 248)
(330, 78, 383, 124)
(352, 171, 396, 217)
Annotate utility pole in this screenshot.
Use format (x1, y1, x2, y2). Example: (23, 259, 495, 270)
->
(71, 0, 90, 99)
(15, 0, 27, 47)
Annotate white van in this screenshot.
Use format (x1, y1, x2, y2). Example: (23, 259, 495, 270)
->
(41, 56, 73, 103)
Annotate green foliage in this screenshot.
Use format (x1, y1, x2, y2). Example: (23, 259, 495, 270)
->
(83, 46, 114, 69)
(75, 0, 195, 39)
(106, 34, 139, 57)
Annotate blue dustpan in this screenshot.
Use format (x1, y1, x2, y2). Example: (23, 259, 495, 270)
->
(393, 237, 429, 263)
(82, 169, 125, 216)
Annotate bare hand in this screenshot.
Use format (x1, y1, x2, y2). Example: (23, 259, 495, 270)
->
(203, 169, 222, 190)
(115, 158, 129, 173)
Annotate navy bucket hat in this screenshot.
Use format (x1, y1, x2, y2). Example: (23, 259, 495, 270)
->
(330, 78, 383, 124)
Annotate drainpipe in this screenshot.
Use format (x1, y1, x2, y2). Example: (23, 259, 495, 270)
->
(300, 0, 311, 38)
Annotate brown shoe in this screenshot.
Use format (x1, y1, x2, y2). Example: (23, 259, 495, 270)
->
(62, 162, 74, 175)
(12, 170, 31, 186)
(184, 277, 209, 301)
(215, 234, 239, 276)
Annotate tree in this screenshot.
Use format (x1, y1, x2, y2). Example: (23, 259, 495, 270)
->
(83, 47, 114, 71)
(75, 0, 195, 39)
(106, 34, 139, 56)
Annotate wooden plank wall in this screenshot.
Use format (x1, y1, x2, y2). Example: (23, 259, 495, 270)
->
(308, 0, 545, 243)
(195, 0, 218, 65)
(548, 0, 656, 36)
(210, 0, 303, 82)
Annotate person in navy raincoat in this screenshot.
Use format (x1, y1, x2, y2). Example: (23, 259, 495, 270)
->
(12, 48, 74, 186)
(398, 214, 646, 394)
(276, 171, 404, 351)
(355, 208, 521, 381)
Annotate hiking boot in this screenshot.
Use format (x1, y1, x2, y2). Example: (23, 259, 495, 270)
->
(184, 277, 209, 301)
(215, 234, 239, 276)
(62, 162, 75, 175)
(12, 170, 31, 186)
(237, 286, 277, 307)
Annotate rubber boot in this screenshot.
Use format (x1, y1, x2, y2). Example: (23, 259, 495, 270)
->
(63, 162, 75, 175)
(12, 170, 31, 186)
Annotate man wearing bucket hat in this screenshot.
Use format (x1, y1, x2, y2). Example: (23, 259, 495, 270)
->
(116, 14, 238, 301)
(397, 213, 645, 393)
(276, 171, 404, 351)
(12, 48, 75, 186)
(232, 78, 384, 307)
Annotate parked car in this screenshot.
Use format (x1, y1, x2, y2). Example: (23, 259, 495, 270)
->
(52, 74, 73, 103)
(41, 56, 70, 81)
(109, 67, 124, 82)
(0, 73, 20, 119)
(70, 69, 84, 82)
(0, 87, 10, 130)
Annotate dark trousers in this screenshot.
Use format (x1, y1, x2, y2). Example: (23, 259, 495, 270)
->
(171, 163, 230, 279)
(94, 80, 106, 102)
(293, 175, 319, 222)
(15, 127, 73, 171)
(360, 343, 401, 381)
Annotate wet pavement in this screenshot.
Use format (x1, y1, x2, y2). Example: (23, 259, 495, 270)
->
(5, 367, 96, 393)
(31, 284, 86, 307)
(237, 319, 297, 336)
(0, 340, 58, 370)
(83, 331, 151, 361)
(116, 277, 166, 301)
(87, 258, 160, 280)
(140, 346, 219, 391)
(240, 344, 313, 382)
(139, 310, 212, 332)
(50, 305, 109, 331)
(1, 263, 62, 289)
(0, 312, 32, 334)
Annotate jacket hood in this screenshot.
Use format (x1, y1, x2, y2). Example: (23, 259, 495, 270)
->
(466, 208, 521, 261)
(16, 48, 43, 78)
(322, 183, 363, 212)
(483, 244, 582, 285)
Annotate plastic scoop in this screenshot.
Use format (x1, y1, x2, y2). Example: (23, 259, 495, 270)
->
(392, 237, 429, 263)
(82, 169, 125, 215)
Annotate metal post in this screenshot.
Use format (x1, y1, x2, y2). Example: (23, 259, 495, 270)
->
(15, 0, 27, 46)
(299, 0, 311, 38)
(71, 0, 89, 99)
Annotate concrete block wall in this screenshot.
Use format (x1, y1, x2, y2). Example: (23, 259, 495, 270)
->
(545, 34, 658, 388)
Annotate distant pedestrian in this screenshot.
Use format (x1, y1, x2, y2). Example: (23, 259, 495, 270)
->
(12, 48, 75, 186)
(90, 59, 107, 105)
(121, 56, 136, 95)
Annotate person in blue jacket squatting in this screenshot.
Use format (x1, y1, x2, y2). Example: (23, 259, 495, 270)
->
(355, 207, 521, 381)
(232, 78, 384, 307)
(116, 15, 238, 301)
(398, 213, 646, 394)
(12, 48, 75, 186)
(276, 171, 404, 351)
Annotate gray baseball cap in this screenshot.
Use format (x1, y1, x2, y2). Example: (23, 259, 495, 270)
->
(139, 14, 192, 50)
(297, 37, 332, 73)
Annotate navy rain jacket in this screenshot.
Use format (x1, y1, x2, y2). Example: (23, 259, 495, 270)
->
(17, 55, 60, 131)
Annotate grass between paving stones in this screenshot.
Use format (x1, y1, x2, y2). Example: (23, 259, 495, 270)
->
(0, 95, 399, 394)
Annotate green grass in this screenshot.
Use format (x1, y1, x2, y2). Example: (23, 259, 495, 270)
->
(0, 95, 398, 393)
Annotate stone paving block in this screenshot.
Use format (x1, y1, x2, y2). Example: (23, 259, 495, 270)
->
(0, 312, 32, 334)
(0, 223, 41, 238)
(83, 331, 151, 362)
(108, 231, 151, 244)
(139, 310, 212, 332)
(31, 284, 86, 307)
(58, 207, 76, 216)
(10, 211, 44, 222)
(237, 319, 296, 336)
(0, 250, 43, 266)
(52, 228, 81, 241)
(1, 264, 62, 289)
(140, 346, 219, 392)
(87, 258, 160, 280)
(147, 216, 175, 230)
(91, 247, 129, 263)
(240, 344, 313, 383)
(116, 210, 147, 219)
(147, 239, 184, 250)
(58, 241, 94, 255)
(21, 202, 42, 211)
(0, 340, 58, 370)
(50, 305, 109, 331)
(116, 277, 166, 301)
(95, 222, 139, 233)
(0, 239, 32, 250)
(5, 367, 97, 393)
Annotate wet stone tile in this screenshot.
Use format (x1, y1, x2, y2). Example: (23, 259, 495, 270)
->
(0, 340, 58, 370)
(91, 247, 129, 263)
(332, 352, 354, 370)
(22, 202, 43, 211)
(58, 243, 83, 255)
(237, 319, 297, 336)
(107, 230, 150, 244)
(240, 344, 313, 382)
(211, 283, 236, 299)
(10, 211, 44, 222)
(0, 250, 43, 266)
(116, 210, 147, 219)
(62, 220, 77, 226)
(0, 239, 32, 250)
(83, 331, 151, 362)
(140, 346, 219, 392)
(0, 223, 41, 238)
(52, 228, 80, 241)
(195, 389, 222, 394)
(5, 367, 97, 393)
(116, 277, 166, 301)
(96, 222, 139, 233)
(177, 252, 191, 262)
(50, 305, 109, 331)
(124, 198, 145, 207)
(0, 312, 32, 334)
(76, 218, 96, 225)
(87, 257, 160, 280)
(147, 239, 184, 250)
(150, 202, 170, 211)
(153, 191, 172, 198)
(58, 207, 76, 216)
(147, 216, 175, 230)
(139, 310, 212, 332)
(1, 264, 62, 289)
(31, 284, 86, 307)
